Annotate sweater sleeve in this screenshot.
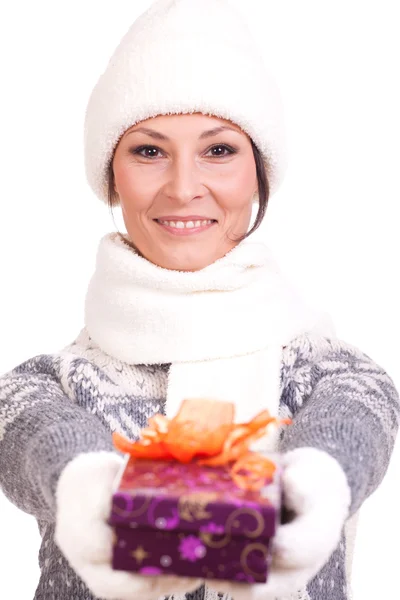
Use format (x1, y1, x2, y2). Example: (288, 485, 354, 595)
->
(0, 353, 115, 522)
(278, 334, 400, 516)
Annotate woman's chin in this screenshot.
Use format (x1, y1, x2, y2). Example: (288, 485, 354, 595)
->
(155, 251, 216, 272)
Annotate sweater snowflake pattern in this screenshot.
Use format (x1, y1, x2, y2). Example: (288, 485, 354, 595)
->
(0, 327, 398, 600)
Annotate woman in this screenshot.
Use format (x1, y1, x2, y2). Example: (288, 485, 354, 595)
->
(0, 1, 398, 599)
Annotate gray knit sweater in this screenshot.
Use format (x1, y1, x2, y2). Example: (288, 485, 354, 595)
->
(0, 327, 398, 600)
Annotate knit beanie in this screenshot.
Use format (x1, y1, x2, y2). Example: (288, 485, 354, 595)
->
(84, 0, 288, 204)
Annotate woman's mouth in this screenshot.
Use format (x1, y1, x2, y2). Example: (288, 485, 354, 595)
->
(154, 219, 217, 236)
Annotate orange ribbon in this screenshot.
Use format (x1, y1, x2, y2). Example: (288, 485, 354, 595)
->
(112, 398, 291, 491)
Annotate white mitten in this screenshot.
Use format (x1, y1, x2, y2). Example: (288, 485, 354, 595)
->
(209, 447, 352, 600)
(54, 451, 202, 600)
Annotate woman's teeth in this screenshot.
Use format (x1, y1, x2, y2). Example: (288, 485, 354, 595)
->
(158, 219, 214, 229)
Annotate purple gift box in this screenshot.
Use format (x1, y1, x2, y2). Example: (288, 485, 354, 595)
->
(108, 456, 281, 583)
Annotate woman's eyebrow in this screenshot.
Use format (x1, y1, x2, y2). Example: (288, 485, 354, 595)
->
(125, 125, 239, 141)
(198, 126, 239, 139)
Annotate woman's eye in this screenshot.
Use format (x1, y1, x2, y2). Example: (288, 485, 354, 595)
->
(131, 144, 236, 159)
(207, 144, 236, 158)
(133, 146, 162, 159)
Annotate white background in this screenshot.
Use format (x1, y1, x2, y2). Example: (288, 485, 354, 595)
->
(0, 1, 399, 598)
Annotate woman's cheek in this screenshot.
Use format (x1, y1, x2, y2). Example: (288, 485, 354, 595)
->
(217, 190, 252, 211)
(115, 173, 152, 209)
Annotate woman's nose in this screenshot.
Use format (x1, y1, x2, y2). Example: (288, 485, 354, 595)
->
(163, 157, 204, 205)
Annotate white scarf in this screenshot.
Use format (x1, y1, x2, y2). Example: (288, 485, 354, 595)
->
(84, 233, 335, 432)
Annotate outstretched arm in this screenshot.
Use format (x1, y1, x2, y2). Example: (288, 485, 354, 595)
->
(279, 333, 399, 515)
(0, 353, 115, 522)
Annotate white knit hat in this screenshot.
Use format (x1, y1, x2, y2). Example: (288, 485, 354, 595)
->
(84, 0, 288, 204)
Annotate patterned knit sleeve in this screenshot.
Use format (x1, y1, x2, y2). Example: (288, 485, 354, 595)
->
(278, 334, 400, 516)
(0, 353, 115, 522)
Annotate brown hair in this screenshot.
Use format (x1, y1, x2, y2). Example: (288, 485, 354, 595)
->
(106, 138, 269, 244)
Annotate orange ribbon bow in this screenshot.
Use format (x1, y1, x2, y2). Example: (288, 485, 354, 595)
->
(112, 399, 291, 491)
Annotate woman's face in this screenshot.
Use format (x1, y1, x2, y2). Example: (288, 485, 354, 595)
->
(112, 113, 258, 271)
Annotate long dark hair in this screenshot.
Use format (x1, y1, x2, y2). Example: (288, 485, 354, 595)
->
(106, 138, 270, 244)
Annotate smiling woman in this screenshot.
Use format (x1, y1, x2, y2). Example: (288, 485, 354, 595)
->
(106, 113, 269, 271)
(0, 2, 399, 600)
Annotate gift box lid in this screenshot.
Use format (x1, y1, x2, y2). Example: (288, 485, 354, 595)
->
(108, 456, 281, 539)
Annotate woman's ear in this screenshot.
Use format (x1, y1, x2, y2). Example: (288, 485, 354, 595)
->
(112, 170, 118, 194)
(112, 171, 120, 203)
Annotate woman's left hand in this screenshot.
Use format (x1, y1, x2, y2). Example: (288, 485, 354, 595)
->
(210, 447, 352, 599)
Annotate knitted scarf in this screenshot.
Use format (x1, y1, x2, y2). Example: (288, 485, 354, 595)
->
(84, 232, 335, 429)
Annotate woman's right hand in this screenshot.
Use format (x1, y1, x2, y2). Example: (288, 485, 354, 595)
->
(54, 451, 202, 600)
